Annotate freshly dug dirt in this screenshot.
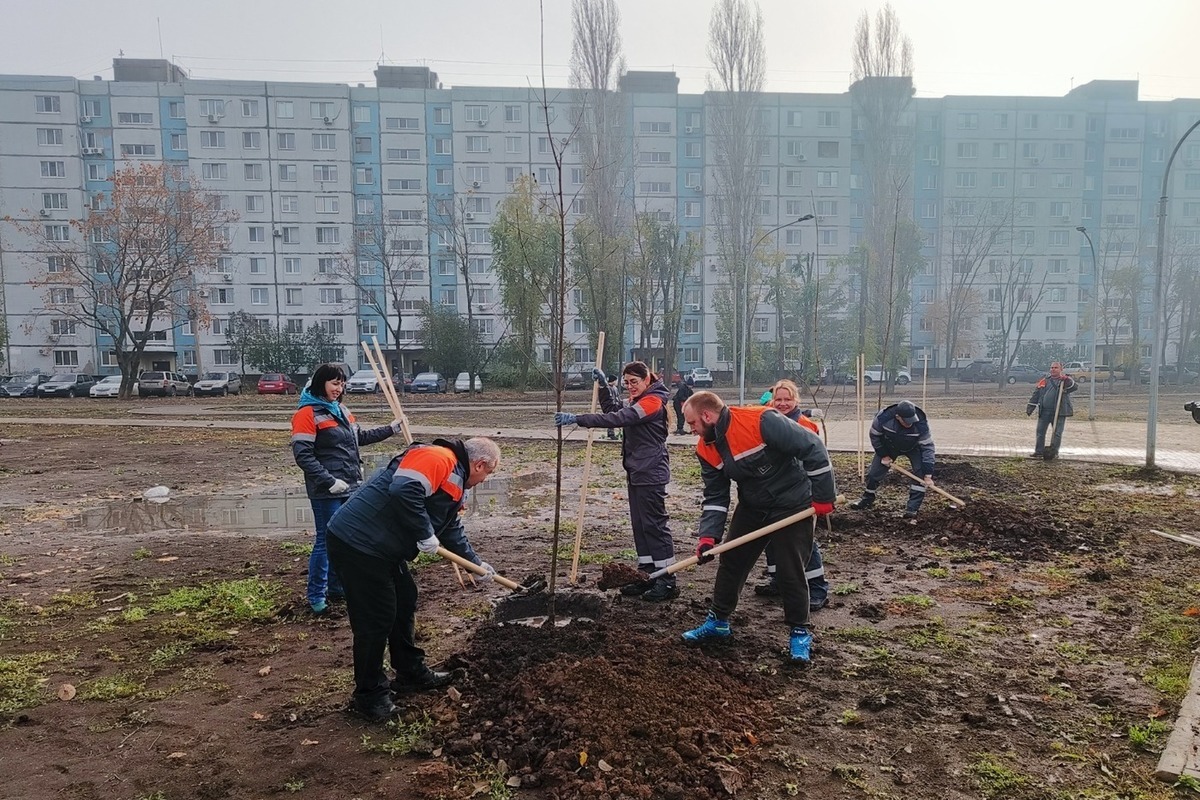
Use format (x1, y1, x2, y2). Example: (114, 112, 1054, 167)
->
(597, 562, 648, 590)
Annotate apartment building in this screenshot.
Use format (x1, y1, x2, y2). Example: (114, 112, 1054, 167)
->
(1, 59, 1196, 377)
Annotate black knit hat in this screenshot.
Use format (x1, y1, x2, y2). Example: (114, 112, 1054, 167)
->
(895, 401, 918, 425)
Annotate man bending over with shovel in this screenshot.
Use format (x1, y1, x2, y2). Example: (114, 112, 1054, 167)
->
(327, 436, 501, 722)
(1027, 362, 1077, 460)
(679, 391, 837, 664)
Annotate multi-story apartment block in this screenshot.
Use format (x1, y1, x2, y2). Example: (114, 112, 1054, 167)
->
(1, 59, 1197, 378)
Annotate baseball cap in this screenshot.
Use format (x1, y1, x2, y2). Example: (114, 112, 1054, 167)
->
(895, 401, 918, 425)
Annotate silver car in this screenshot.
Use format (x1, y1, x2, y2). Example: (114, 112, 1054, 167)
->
(193, 371, 242, 396)
(90, 374, 138, 398)
(345, 369, 382, 394)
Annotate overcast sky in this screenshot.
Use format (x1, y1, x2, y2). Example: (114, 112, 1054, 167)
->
(1, 0, 1197, 100)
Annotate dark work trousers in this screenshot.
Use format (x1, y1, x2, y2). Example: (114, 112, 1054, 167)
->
(1034, 413, 1067, 455)
(327, 534, 425, 707)
(672, 401, 685, 433)
(628, 483, 676, 583)
(763, 536, 829, 604)
(712, 505, 814, 629)
(863, 452, 928, 513)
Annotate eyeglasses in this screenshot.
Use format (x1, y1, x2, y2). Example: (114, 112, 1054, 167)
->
(622, 378, 643, 386)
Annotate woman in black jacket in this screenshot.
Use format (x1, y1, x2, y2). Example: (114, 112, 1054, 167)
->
(291, 363, 400, 614)
(554, 361, 679, 601)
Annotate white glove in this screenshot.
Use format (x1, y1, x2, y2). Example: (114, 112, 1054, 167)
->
(416, 535, 440, 554)
(328, 478, 350, 494)
(807, 408, 825, 420)
(477, 561, 496, 582)
(390, 417, 406, 435)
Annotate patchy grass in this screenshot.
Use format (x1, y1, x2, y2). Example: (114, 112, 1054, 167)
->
(361, 713, 434, 756)
(1127, 719, 1172, 752)
(969, 754, 1029, 798)
(280, 541, 313, 556)
(149, 578, 283, 622)
(0, 650, 74, 712)
(78, 672, 146, 701)
(832, 582, 861, 596)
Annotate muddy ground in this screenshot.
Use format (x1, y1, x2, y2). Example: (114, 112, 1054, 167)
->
(1, 400, 1200, 800)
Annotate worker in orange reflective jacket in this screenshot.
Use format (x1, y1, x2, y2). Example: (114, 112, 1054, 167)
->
(326, 437, 501, 723)
(1027, 362, 1077, 460)
(679, 390, 838, 664)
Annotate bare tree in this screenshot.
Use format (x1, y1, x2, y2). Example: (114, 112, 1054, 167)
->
(9, 162, 235, 398)
(850, 3, 915, 358)
(707, 0, 766, 396)
(627, 212, 700, 378)
(570, 0, 630, 365)
(991, 252, 1051, 379)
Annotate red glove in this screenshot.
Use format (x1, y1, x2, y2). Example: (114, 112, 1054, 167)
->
(695, 536, 717, 563)
(812, 501, 835, 517)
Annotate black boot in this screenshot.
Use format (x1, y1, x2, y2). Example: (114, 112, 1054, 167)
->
(620, 574, 655, 596)
(753, 577, 780, 596)
(391, 665, 453, 693)
(640, 577, 679, 602)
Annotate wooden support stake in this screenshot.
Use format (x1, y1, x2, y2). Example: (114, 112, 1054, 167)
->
(570, 331, 605, 584)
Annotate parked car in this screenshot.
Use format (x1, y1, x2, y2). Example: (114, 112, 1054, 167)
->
(1074, 364, 1119, 382)
(687, 367, 714, 387)
(393, 373, 414, 393)
(1186, 400, 1200, 424)
(854, 365, 912, 385)
(90, 374, 137, 398)
(409, 372, 447, 393)
(1004, 364, 1044, 384)
(1062, 361, 1091, 375)
(37, 372, 97, 398)
(257, 373, 298, 395)
(957, 360, 1000, 383)
(345, 369, 382, 394)
(1140, 365, 1199, 385)
(137, 371, 193, 398)
(193, 371, 242, 396)
(0, 373, 51, 398)
(454, 372, 483, 393)
(563, 370, 588, 390)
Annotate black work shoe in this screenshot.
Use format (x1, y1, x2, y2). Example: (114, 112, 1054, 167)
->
(753, 578, 780, 597)
(848, 498, 873, 511)
(391, 666, 453, 693)
(620, 578, 655, 597)
(903, 510, 918, 519)
(640, 580, 679, 602)
(352, 697, 397, 723)
(809, 595, 829, 612)
(1028, 452, 1044, 459)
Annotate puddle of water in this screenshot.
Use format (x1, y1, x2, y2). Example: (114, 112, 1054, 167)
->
(1094, 482, 1176, 496)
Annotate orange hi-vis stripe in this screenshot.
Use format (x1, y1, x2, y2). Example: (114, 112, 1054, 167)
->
(696, 405, 771, 469)
(396, 446, 463, 502)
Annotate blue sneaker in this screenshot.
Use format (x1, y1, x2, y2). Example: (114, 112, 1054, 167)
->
(789, 627, 813, 663)
(310, 600, 328, 615)
(682, 612, 731, 642)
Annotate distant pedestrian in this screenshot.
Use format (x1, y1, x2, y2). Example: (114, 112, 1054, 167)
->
(672, 379, 693, 434)
(1027, 362, 1077, 460)
(554, 361, 679, 601)
(291, 363, 403, 615)
(848, 400, 936, 520)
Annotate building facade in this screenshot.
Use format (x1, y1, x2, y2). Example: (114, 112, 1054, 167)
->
(1, 59, 1197, 378)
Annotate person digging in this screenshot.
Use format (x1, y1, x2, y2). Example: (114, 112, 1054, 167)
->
(326, 437, 501, 723)
(1027, 362, 1077, 460)
(848, 400, 936, 521)
(678, 391, 837, 664)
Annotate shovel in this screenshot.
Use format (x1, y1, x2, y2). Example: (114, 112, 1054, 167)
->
(648, 495, 845, 579)
(887, 461, 967, 508)
(1045, 378, 1066, 460)
(436, 546, 547, 594)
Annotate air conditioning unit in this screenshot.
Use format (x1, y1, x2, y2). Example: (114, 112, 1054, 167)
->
(323, 116, 333, 125)
(708, 263, 719, 272)
(476, 118, 487, 127)
(686, 303, 701, 311)
(198, 289, 210, 299)
(464, 212, 475, 221)
(471, 181, 481, 189)
(690, 183, 703, 191)
(796, 154, 807, 162)
(207, 113, 220, 123)
(221, 274, 233, 282)
(80, 116, 92, 123)
(38, 209, 50, 217)
(685, 126, 695, 134)
(82, 147, 103, 155)
(929, 158, 939, 166)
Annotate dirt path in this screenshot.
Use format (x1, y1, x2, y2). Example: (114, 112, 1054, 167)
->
(1, 419, 1198, 799)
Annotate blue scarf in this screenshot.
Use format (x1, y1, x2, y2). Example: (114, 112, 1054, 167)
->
(297, 388, 346, 423)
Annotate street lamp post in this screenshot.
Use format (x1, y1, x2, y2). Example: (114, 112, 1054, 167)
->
(1147, 117, 1200, 468)
(738, 215, 814, 404)
(1075, 226, 1098, 420)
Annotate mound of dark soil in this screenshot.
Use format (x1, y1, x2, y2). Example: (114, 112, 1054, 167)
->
(440, 609, 773, 799)
(597, 562, 647, 590)
(916, 498, 1116, 557)
(931, 459, 1018, 492)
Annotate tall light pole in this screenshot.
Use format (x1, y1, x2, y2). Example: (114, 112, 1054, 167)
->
(1075, 226, 1098, 420)
(1147, 117, 1200, 468)
(738, 215, 814, 404)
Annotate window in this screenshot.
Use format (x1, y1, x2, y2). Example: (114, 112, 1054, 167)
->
(1023, 113, 1039, 131)
(467, 166, 488, 184)
(248, 226, 265, 243)
(47, 255, 66, 273)
(36, 95, 61, 113)
(117, 111, 154, 125)
(990, 171, 1008, 189)
(169, 133, 188, 151)
(955, 171, 977, 189)
(640, 151, 671, 164)
(434, 107, 451, 125)
(815, 141, 839, 159)
(1110, 127, 1139, 140)
(250, 257, 266, 274)
(1048, 230, 1069, 246)
(312, 133, 336, 151)
(310, 101, 335, 120)
(759, 169, 771, 186)
(240, 98, 259, 118)
(384, 116, 419, 131)
(168, 101, 184, 119)
(684, 201, 700, 218)
(251, 288, 268, 306)
(639, 121, 671, 134)
(817, 171, 837, 188)
(50, 319, 78, 336)
(313, 164, 338, 182)
(280, 227, 300, 244)
(758, 199, 772, 215)
(36, 128, 63, 146)
(1048, 287, 1067, 303)
(316, 227, 340, 244)
(817, 110, 839, 127)
(120, 144, 157, 157)
(819, 229, 838, 246)
(956, 142, 978, 159)
(277, 132, 296, 150)
(1051, 173, 1073, 189)
(356, 198, 375, 216)
(315, 196, 339, 214)
(40, 160, 65, 178)
(506, 167, 524, 184)
(286, 288, 303, 305)
(281, 195, 299, 213)
(42, 192, 68, 210)
(1051, 143, 1073, 160)
(786, 110, 803, 127)
(639, 182, 670, 194)
(1020, 172, 1036, 189)
(466, 135, 489, 153)
(243, 163, 263, 181)
(201, 163, 227, 180)
(355, 167, 374, 185)
(388, 147, 419, 161)
(45, 224, 70, 241)
(920, 202, 937, 219)
(785, 229, 802, 245)
(1044, 315, 1066, 333)
(319, 288, 342, 305)
(245, 195, 264, 213)
(992, 142, 1009, 160)
(957, 112, 979, 130)
(283, 257, 301, 274)
(53, 350, 79, 368)
(1048, 258, 1068, 274)
(1049, 201, 1071, 218)
(465, 104, 488, 123)
(211, 288, 232, 305)
(198, 99, 225, 117)
(354, 137, 372, 154)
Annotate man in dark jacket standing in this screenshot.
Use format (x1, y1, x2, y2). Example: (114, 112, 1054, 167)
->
(672, 379, 694, 434)
(1027, 362, 1077, 459)
(678, 391, 837, 663)
(326, 437, 501, 722)
(554, 361, 678, 601)
(849, 400, 936, 519)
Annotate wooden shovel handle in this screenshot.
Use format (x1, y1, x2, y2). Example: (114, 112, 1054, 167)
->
(651, 495, 845, 579)
(887, 461, 967, 506)
(435, 546, 522, 592)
